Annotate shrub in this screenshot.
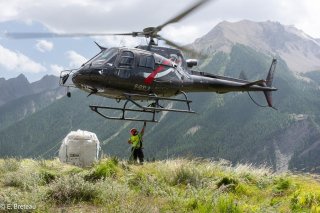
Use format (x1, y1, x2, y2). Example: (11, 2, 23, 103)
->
(85, 158, 118, 181)
(127, 172, 145, 188)
(67, 167, 84, 175)
(0, 158, 21, 172)
(291, 191, 320, 210)
(110, 156, 119, 165)
(37, 159, 49, 168)
(169, 167, 200, 187)
(217, 177, 239, 192)
(215, 195, 242, 213)
(126, 171, 168, 197)
(47, 174, 101, 204)
(39, 170, 58, 184)
(3, 171, 42, 191)
(274, 177, 292, 196)
(276, 178, 291, 191)
(186, 198, 199, 210)
(3, 172, 24, 188)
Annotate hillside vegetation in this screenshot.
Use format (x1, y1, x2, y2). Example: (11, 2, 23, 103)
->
(1, 158, 320, 212)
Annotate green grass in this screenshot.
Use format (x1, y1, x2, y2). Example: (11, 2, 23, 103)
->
(0, 158, 320, 212)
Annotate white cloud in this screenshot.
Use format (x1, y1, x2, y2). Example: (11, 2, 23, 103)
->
(161, 25, 205, 45)
(50, 64, 64, 76)
(1, 0, 320, 42)
(36, 40, 53, 52)
(0, 1, 20, 22)
(65, 50, 87, 68)
(0, 44, 46, 73)
(294, 1, 320, 39)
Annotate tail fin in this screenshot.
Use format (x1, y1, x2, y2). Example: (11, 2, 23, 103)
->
(263, 59, 277, 108)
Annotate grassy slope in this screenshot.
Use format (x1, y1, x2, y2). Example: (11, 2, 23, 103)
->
(1, 158, 320, 212)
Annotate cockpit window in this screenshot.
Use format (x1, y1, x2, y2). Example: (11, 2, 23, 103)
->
(139, 55, 155, 69)
(86, 48, 118, 67)
(93, 48, 118, 66)
(119, 51, 134, 67)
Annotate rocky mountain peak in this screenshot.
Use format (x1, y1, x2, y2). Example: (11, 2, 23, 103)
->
(0, 73, 59, 106)
(0, 74, 33, 106)
(31, 75, 59, 94)
(10, 74, 30, 86)
(192, 20, 320, 73)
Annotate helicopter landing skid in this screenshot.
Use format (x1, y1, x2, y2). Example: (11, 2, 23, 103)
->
(89, 92, 195, 122)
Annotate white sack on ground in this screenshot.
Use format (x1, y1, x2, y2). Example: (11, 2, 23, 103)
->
(59, 129, 100, 167)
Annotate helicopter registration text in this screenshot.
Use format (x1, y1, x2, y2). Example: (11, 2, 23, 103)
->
(134, 84, 151, 91)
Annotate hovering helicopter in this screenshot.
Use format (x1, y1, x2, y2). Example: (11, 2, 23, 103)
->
(7, 0, 277, 122)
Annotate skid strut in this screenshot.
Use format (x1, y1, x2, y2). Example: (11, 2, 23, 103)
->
(89, 92, 195, 122)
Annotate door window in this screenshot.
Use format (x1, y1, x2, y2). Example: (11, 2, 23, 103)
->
(119, 51, 134, 68)
(139, 55, 155, 69)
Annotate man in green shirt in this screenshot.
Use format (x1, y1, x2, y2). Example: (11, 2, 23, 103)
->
(128, 121, 146, 164)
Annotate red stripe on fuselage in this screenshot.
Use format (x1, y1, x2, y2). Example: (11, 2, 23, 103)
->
(144, 60, 172, 85)
(144, 66, 164, 84)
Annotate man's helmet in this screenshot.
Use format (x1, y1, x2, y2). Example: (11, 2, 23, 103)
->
(130, 128, 138, 135)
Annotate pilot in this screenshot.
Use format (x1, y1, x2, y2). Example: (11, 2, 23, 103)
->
(128, 121, 146, 164)
(169, 54, 182, 66)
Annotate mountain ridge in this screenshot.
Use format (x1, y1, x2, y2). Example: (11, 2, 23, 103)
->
(192, 20, 320, 73)
(30, 74, 60, 94)
(0, 73, 33, 106)
(0, 73, 60, 106)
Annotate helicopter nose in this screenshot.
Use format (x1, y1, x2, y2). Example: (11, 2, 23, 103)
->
(71, 71, 81, 84)
(72, 69, 90, 85)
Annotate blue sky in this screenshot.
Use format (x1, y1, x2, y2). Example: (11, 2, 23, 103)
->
(0, 0, 319, 82)
(0, 21, 99, 81)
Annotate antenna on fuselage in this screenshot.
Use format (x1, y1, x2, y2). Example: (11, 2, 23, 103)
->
(94, 41, 107, 51)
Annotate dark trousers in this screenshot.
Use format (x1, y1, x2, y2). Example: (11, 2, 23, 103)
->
(132, 148, 144, 163)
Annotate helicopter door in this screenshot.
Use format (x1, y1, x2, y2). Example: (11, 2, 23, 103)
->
(116, 51, 134, 79)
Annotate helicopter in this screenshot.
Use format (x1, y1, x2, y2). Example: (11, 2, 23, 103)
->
(6, 0, 277, 122)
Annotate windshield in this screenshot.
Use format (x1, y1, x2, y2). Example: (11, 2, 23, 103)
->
(85, 48, 118, 67)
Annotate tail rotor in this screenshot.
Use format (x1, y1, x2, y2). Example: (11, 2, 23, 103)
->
(263, 59, 277, 108)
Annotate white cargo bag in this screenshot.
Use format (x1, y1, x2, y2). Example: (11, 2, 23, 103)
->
(59, 129, 100, 167)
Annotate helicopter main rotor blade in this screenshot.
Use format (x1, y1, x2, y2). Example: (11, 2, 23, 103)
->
(4, 32, 141, 39)
(156, 0, 212, 31)
(159, 35, 205, 58)
(4, 0, 213, 40)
